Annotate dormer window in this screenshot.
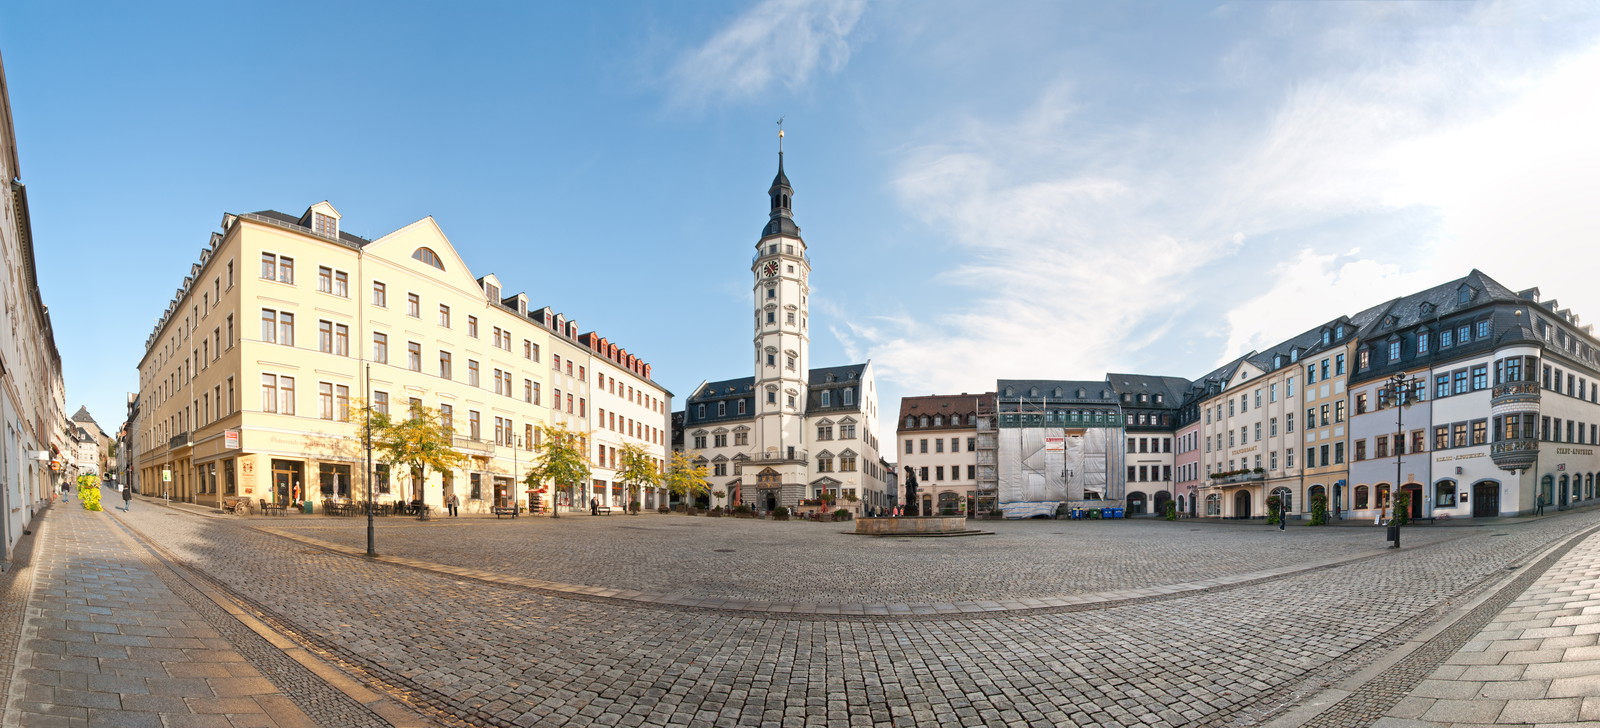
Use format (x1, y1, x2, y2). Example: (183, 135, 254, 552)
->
(1458, 285, 1473, 305)
(413, 247, 445, 270)
(311, 212, 338, 238)
(485, 283, 499, 301)
(1336, 324, 1345, 339)
(1289, 349, 1299, 362)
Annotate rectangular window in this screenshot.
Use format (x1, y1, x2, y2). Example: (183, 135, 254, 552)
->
(1388, 341, 1401, 361)
(439, 351, 453, 379)
(372, 281, 387, 307)
(319, 382, 334, 420)
(318, 266, 333, 293)
(374, 391, 389, 415)
(1472, 419, 1488, 446)
(1476, 320, 1490, 339)
(1436, 374, 1450, 399)
(1458, 324, 1470, 343)
(261, 253, 293, 283)
(468, 360, 480, 387)
(905, 440, 913, 455)
(372, 332, 388, 363)
(1355, 440, 1366, 461)
(1417, 332, 1429, 354)
(439, 304, 451, 328)
(1335, 353, 1346, 375)
(1440, 329, 1453, 348)
(1286, 413, 1294, 433)
(1454, 370, 1469, 395)
(1334, 400, 1345, 423)
(469, 411, 481, 440)
(1376, 437, 1389, 458)
(407, 342, 422, 371)
(1471, 366, 1488, 390)
(468, 316, 479, 338)
(440, 404, 452, 430)
(407, 293, 420, 317)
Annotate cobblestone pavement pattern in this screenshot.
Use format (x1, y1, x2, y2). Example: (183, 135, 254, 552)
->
(2, 500, 332, 727)
(1373, 527, 1600, 728)
(259, 516, 1467, 604)
(83, 500, 1600, 728)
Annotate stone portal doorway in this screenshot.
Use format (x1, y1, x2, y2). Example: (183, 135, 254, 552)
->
(1234, 490, 1252, 519)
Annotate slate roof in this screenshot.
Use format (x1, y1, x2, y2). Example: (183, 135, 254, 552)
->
(898, 393, 990, 430)
(996, 379, 1118, 404)
(247, 210, 373, 248)
(1351, 269, 1524, 342)
(1106, 374, 1191, 408)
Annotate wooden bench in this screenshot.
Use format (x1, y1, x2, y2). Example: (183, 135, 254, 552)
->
(492, 505, 520, 519)
(593, 506, 612, 516)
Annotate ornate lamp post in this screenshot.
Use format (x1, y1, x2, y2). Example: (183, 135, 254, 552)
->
(1380, 371, 1423, 546)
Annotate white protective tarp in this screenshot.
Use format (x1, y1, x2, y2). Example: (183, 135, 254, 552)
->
(999, 427, 1116, 504)
(1001, 501, 1061, 519)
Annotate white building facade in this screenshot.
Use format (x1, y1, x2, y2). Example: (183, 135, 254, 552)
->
(681, 144, 887, 513)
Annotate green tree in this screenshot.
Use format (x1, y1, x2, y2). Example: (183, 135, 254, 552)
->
(1309, 493, 1328, 526)
(664, 451, 710, 512)
(368, 403, 466, 502)
(1265, 494, 1282, 525)
(524, 423, 591, 519)
(614, 442, 659, 515)
(1391, 491, 1411, 527)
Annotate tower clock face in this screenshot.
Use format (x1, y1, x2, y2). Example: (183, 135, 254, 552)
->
(761, 261, 779, 277)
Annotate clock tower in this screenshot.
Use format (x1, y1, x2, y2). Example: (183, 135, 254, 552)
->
(751, 130, 811, 502)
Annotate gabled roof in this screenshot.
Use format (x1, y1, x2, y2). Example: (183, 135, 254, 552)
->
(687, 376, 756, 403)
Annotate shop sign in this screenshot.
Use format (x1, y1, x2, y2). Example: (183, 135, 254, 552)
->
(225, 429, 240, 449)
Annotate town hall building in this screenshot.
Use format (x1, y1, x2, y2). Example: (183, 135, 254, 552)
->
(680, 137, 889, 513)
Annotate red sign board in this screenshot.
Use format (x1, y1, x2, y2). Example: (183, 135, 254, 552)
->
(225, 430, 240, 449)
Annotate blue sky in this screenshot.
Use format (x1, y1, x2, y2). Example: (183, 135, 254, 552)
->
(4, 1, 1598, 444)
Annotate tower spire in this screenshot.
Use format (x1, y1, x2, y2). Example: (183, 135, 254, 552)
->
(763, 119, 799, 238)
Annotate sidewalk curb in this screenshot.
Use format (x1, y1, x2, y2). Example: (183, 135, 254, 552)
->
(1264, 520, 1600, 727)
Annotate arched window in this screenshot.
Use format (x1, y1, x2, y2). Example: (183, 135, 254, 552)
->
(1376, 484, 1391, 509)
(1270, 487, 1293, 514)
(1355, 485, 1370, 509)
(1205, 493, 1220, 516)
(412, 247, 445, 270)
(1435, 479, 1458, 507)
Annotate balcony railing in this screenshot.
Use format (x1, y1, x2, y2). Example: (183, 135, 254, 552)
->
(1492, 382, 1541, 402)
(1210, 471, 1264, 485)
(453, 436, 494, 455)
(1491, 440, 1538, 455)
(751, 448, 808, 464)
(168, 432, 191, 450)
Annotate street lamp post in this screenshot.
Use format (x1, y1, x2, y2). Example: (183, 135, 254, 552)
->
(1381, 371, 1422, 548)
(365, 363, 376, 557)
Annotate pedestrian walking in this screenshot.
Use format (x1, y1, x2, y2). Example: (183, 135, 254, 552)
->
(590, 497, 598, 516)
(122, 483, 132, 511)
(447, 493, 459, 517)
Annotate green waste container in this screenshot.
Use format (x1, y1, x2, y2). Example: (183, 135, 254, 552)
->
(302, 501, 313, 514)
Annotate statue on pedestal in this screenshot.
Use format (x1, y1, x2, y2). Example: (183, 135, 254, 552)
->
(902, 466, 920, 517)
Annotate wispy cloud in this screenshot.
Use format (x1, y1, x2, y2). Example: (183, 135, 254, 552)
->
(668, 0, 866, 107)
(844, 0, 1600, 397)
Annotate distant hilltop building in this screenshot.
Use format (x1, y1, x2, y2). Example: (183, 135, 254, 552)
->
(907, 270, 1600, 520)
(677, 137, 889, 513)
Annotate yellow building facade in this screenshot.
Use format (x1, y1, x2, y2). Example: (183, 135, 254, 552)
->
(135, 202, 669, 513)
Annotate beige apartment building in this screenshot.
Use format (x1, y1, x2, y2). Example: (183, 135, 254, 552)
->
(897, 393, 987, 515)
(134, 202, 669, 513)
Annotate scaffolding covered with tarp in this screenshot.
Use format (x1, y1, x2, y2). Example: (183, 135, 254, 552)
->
(996, 406, 1123, 511)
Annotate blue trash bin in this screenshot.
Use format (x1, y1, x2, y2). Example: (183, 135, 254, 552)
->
(1113, 507, 1125, 519)
(1070, 508, 1083, 520)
